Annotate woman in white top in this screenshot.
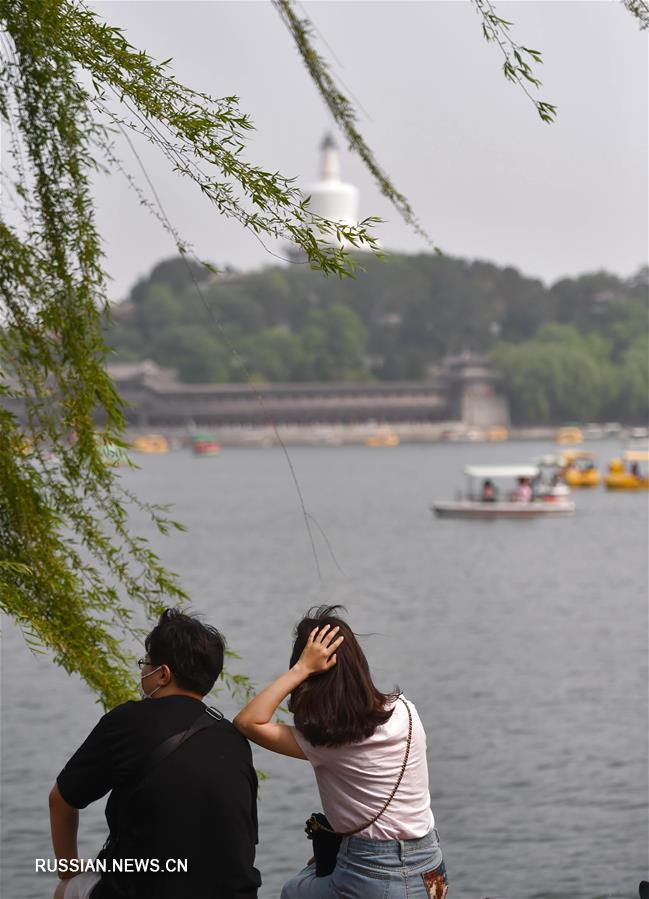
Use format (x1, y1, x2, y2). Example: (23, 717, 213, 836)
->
(234, 606, 448, 898)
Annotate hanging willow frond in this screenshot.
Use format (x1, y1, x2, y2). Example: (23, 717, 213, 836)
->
(272, 0, 436, 251)
(470, 0, 557, 123)
(0, 0, 384, 707)
(622, 0, 649, 29)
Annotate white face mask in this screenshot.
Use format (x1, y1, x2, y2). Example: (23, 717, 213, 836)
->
(139, 665, 163, 699)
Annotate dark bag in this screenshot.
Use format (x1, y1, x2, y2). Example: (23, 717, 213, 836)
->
(98, 706, 223, 897)
(304, 697, 412, 877)
(304, 813, 342, 878)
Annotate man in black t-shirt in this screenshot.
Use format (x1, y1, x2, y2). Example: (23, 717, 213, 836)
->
(49, 609, 261, 899)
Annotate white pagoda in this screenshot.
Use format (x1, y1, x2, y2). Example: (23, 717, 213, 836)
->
(285, 134, 362, 261)
(307, 133, 359, 227)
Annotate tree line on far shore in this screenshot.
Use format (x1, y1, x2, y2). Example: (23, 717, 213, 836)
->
(104, 254, 648, 424)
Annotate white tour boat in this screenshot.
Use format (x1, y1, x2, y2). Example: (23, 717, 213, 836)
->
(432, 464, 576, 519)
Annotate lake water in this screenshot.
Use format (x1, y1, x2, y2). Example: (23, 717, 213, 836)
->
(1, 440, 647, 899)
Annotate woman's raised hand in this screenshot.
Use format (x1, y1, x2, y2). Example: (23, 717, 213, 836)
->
(296, 625, 344, 676)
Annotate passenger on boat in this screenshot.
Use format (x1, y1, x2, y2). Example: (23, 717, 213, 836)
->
(630, 462, 641, 479)
(234, 605, 448, 899)
(481, 479, 497, 502)
(514, 477, 533, 502)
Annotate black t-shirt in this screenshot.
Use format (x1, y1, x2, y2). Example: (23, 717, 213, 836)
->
(57, 695, 261, 899)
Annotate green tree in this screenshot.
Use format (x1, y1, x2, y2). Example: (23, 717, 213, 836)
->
(615, 338, 649, 421)
(493, 324, 625, 424)
(132, 257, 212, 302)
(133, 283, 182, 344)
(152, 325, 231, 383)
(603, 297, 649, 362)
(205, 284, 265, 336)
(107, 254, 646, 398)
(299, 305, 368, 381)
(240, 329, 305, 382)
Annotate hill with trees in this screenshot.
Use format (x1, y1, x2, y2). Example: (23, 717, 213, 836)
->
(105, 254, 648, 424)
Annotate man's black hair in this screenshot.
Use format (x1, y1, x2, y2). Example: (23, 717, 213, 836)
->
(145, 608, 225, 696)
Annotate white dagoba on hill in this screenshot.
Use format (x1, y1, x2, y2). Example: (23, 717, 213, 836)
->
(307, 133, 359, 226)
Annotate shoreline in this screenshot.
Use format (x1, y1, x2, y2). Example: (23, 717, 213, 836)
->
(122, 422, 641, 449)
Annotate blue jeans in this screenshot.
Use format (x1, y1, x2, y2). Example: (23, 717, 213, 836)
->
(280, 828, 448, 898)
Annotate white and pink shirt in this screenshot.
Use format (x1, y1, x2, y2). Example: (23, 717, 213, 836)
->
(291, 695, 435, 840)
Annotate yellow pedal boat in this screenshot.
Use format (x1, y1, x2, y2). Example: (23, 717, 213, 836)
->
(365, 430, 400, 448)
(604, 451, 649, 490)
(561, 451, 600, 488)
(555, 426, 583, 446)
(133, 434, 169, 454)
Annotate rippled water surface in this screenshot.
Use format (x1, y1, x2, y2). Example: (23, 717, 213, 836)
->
(2, 440, 647, 899)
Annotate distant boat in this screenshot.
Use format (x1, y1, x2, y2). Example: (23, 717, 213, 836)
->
(583, 423, 604, 440)
(191, 432, 220, 457)
(555, 426, 583, 446)
(560, 450, 600, 488)
(604, 451, 649, 490)
(533, 454, 574, 500)
(432, 464, 575, 519)
(133, 434, 169, 454)
(365, 429, 400, 448)
(486, 426, 509, 442)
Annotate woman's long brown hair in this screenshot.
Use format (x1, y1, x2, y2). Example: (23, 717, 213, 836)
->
(288, 605, 399, 747)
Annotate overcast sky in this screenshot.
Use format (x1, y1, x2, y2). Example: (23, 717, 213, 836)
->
(89, 1, 647, 301)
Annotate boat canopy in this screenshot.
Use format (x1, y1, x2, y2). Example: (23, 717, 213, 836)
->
(534, 454, 563, 467)
(562, 450, 595, 461)
(624, 450, 649, 462)
(465, 465, 539, 479)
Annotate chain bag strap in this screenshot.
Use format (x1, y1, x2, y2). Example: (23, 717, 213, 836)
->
(305, 696, 413, 840)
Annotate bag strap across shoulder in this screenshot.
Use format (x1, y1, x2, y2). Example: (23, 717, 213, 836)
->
(107, 705, 223, 845)
(149, 705, 222, 767)
(308, 696, 413, 838)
